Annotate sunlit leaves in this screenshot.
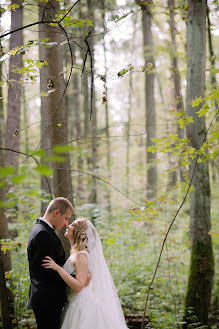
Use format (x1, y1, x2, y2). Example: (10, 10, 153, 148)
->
(191, 96, 202, 107)
(177, 115, 194, 129)
(51, 10, 93, 29)
(118, 64, 134, 77)
(0, 239, 21, 253)
(7, 3, 19, 11)
(9, 46, 23, 56)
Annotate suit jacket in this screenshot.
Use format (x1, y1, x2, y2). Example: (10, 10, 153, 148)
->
(27, 219, 67, 309)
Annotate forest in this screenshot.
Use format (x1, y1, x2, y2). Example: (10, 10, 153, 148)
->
(0, 0, 218, 328)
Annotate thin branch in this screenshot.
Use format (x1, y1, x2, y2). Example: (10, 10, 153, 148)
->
(0, 0, 81, 39)
(68, 168, 143, 206)
(140, 111, 218, 329)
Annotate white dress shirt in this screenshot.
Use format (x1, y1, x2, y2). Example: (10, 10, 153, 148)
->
(39, 217, 55, 229)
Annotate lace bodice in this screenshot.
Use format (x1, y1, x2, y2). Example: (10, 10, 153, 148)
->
(63, 250, 91, 302)
(63, 250, 89, 275)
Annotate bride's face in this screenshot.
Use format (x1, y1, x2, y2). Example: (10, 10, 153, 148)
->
(64, 222, 75, 240)
(64, 219, 81, 240)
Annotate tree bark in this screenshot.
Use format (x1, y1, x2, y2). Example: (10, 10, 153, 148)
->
(5, 0, 23, 167)
(168, 0, 184, 183)
(183, 1, 214, 327)
(72, 60, 83, 199)
(39, 2, 53, 215)
(0, 248, 13, 329)
(102, 2, 111, 215)
(0, 0, 23, 273)
(207, 5, 218, 183)
(43, 0, 74, 255)
(126, 73, 132, 197)
(137, 0, 157, 199)
(87, 0, 97, 207)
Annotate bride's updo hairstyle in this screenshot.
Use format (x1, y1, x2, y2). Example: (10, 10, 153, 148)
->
(72, 218, 89, 251)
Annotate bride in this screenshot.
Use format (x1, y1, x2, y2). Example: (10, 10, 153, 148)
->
(42, 218, 129, 329)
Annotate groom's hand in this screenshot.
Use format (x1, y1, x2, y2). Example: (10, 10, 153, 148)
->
(85, 272, 92, 286)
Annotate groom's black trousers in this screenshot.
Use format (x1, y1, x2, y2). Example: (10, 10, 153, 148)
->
(33, 304, 64, 329)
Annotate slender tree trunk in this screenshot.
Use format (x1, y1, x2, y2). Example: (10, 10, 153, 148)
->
(5, 0, 23, 167)
(0, 249, 13, 329)
(137, 0, 157, 199)
(22, 87, 29, 154)
(1, 0, 23, 273)
(72, 60, 83, 199)
(87, 0, 97, 206)
(102, 2, 111, 215)
(0, 13, 4, 164)
(43, 0, 73, 255)
(207, 5, 218, 183)
(126, 73, 132, 197)
(168, 0, 184, 183)
(80, 3, 90, 203)
(183, 1, 214, 327)
(39, 2, 53, 215)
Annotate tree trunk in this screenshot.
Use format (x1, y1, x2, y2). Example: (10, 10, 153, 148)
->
(87, 0, 97, 207)
(5, 0, 23, 167)
(102, 2, 112, 216)
(22, 87, 29, 154)
(0, 0, 23, 273)
(138, 0, 157, 199)
(0, 248, 13, 329)
(0, 8, 4, 164)
(207, 5, 218, 183)
(183, 1, 214, 327)
(43, 0, 74, 255)
(72, 63, 83, 200)
(39, 2, 53, 215)
(126, 73, 132, 197)
(168, 0, 184, 183)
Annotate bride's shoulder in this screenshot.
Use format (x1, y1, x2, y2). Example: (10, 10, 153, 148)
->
(77, 249, 89, 257)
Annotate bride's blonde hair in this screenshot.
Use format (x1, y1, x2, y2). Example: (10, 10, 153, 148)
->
(72, 218, 89, 252)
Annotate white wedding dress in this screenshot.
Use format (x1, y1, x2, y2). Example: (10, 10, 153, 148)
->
(60, 249, 128, 329)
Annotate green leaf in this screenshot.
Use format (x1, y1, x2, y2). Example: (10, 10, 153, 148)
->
(11, 175, 26, 184)
(33, 149, 46, 157)
(191, 96, 202, 107)
(197, 107, 209, 117)
(147, 146, 157, 153)
(9, 46, 22, 56)
(44, 155, 66, 163)
(35, 165, 53, 176)
(0, 166, 15, 177)
(53, 145, 75, 153)
(7, 3, 19, 11)
(117, 69, 129, 77)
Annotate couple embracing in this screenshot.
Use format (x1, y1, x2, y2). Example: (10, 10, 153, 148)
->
(27, 197, 128, 329)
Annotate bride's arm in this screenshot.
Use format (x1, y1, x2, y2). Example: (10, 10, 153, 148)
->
(42, 254, 88, 293)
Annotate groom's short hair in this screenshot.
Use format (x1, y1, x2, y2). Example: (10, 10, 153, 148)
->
(47, 197, 74, 215)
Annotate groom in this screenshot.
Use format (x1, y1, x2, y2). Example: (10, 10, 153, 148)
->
(27, 197, 74, 329)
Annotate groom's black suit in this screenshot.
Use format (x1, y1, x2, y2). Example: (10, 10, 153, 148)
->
(27, 219, 67, 329)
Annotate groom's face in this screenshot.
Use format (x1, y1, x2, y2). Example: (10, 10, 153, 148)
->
(53, 208, 73, 230)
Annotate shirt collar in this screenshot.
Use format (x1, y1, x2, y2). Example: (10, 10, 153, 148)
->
(39, 217, 55, 230)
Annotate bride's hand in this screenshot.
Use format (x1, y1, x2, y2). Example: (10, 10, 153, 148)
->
(42, 256, 60, 271)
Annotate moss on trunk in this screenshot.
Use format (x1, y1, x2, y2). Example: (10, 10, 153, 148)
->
(183, 242, 214, 328)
